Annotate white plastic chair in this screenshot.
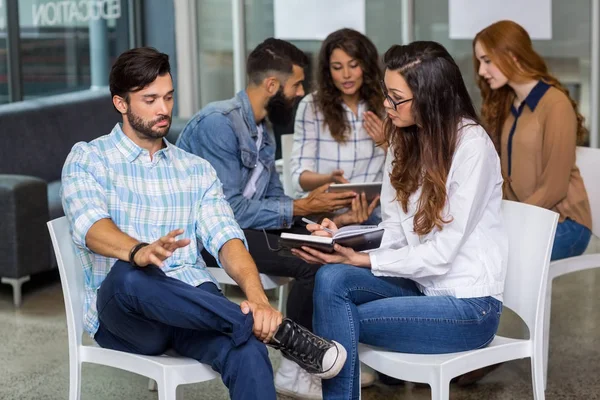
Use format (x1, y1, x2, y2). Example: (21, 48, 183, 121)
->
(359, 200, 558, 400)
(280, 133, 295, 197)
(543, 145, 600, 388)
(207, 267, 291, 313)
(47, 216, 219, 400)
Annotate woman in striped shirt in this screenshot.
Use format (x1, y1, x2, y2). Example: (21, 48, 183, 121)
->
(290, 28, 386, 227)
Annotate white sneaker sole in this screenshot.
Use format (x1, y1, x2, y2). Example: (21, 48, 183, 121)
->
(275, 385, 323, 400)
(313, 341, 347, 380)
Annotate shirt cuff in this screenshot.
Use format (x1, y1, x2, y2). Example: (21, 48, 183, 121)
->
(72, 212, 111, 251)
(369, 247, 409, 277)
(279, 196, 294, 229)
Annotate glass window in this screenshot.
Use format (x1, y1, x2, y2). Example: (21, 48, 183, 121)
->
(17, 0, 131, 100)
(243, 0, 404, 155)
(414, 0, 592, 122)
(197, 0, 235, 107)
(364, 0, 404, 53)
(0, 0, 8, 104)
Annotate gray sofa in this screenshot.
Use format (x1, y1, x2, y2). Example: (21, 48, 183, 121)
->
(0, 89, 120, 306)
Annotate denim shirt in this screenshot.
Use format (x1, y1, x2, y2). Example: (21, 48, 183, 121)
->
(177, 90, 294, 230)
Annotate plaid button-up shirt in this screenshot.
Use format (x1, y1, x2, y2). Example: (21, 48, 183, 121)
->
(61, 124, 246, 337)
(290, 93, 386, 198)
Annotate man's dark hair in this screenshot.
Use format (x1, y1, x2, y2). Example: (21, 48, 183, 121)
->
(246, 38, 308, 85)
(109, 47, 171, 102)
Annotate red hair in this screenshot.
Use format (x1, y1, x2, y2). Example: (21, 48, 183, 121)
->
(473, 20, 586, 150)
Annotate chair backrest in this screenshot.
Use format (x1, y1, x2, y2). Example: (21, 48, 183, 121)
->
(575, 146, 600, 237)
(501, 200, 558, 337)
(47, 217, 85, 348)
(281, 134, 294, 196)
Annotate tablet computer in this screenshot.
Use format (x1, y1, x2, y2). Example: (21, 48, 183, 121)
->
(328, 182, 382, 202)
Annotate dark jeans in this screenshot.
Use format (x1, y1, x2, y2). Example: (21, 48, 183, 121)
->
(94, 261, 275, 400)
(313, 264, 502, 400)
(551, 218, 592, 261)
(202, 226, 321, 330)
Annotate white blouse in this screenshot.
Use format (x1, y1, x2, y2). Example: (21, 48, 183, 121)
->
(370, 122, 508, 300)
(290, 93, 386, 198)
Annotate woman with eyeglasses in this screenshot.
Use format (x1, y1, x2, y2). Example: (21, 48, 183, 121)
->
(290, 28, 385, 227)
(291, 41, 508, 399)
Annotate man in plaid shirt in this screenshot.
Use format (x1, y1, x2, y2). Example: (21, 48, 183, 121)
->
(60, 47, 346, 400)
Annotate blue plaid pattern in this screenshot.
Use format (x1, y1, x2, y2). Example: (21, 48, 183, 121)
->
(291, 94, 386, 198)
(61, 124, 246, 337)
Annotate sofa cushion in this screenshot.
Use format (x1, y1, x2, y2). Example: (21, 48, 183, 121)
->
(0, 89, 120, 183)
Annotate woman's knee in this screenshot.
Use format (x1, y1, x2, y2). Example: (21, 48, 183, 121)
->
(315, 264, 361, 297)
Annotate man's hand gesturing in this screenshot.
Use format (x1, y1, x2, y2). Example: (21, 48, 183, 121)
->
(132, 229, 191, 267)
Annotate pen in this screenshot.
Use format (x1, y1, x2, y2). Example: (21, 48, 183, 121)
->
(301, 217, 335, 234)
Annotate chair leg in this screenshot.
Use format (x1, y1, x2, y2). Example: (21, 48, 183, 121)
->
(148, 378, 157, 391)
(429, 380, 450, 400)
(68, 359, 82, 400)
(158, 381, 180, 400)
(543, 279, 553, 390)
(1, 276, 30, 307)
(277, 283, 288, 315)
(176, 385, 184, 400)
(531, 355, 546, 400)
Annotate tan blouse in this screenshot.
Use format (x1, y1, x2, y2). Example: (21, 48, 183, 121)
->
(500, 81, 592, 230)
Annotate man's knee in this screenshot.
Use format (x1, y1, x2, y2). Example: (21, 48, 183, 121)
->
(228, 337, 271, 368)
(106, 260, 152, 292)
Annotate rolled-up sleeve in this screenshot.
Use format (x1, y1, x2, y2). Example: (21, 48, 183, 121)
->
(196, 163, 247, 267)
(60, 143, 111, 249)
(370, 138, 498, 278)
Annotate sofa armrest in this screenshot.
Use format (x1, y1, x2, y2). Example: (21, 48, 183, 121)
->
(0, 175, 51, 279)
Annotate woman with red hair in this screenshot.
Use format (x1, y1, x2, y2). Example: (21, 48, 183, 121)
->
(474, 20, 592, 261)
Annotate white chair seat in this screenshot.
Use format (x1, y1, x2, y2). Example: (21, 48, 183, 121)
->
(360, 336, 529, 384)
(358, 201, 559, 400)
(549, 253, 600, 280)
(81, 346, 217, 383)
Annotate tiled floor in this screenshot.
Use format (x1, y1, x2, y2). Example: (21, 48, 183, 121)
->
(1, 242, 599, 399)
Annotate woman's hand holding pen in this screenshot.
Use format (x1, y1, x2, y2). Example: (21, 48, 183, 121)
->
(293, 218, 371, 267)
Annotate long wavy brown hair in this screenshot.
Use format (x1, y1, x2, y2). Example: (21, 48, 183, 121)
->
(314, 28, 384, 142)
(474, 20, 587, 150)
(384, 42, 480, 236)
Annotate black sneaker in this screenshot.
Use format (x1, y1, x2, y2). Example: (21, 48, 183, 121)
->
(269, 318, 347, 379)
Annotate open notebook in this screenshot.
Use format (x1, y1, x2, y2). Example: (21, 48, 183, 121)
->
(278, 225, 384, 255)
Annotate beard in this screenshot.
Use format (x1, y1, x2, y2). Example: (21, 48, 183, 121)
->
(266, 88, 299, 126)
(126, 108, 171, 139)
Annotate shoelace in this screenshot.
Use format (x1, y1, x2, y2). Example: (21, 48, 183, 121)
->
(281, 324, 329, 369)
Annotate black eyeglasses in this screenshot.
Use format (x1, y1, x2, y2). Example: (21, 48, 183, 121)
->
(380, 80, 412, 110)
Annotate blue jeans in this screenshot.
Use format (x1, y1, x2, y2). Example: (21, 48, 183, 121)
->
(551, 218, 591, 261)
(313, 264, 503, 400)
(94, 261, 276, 400)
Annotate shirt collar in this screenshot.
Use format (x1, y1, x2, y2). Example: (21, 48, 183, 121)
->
(236, 90, 260, 138)
(523, 80, 551, 111)
(341, 99, 367, 115)
(110, 123, 171, 163)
